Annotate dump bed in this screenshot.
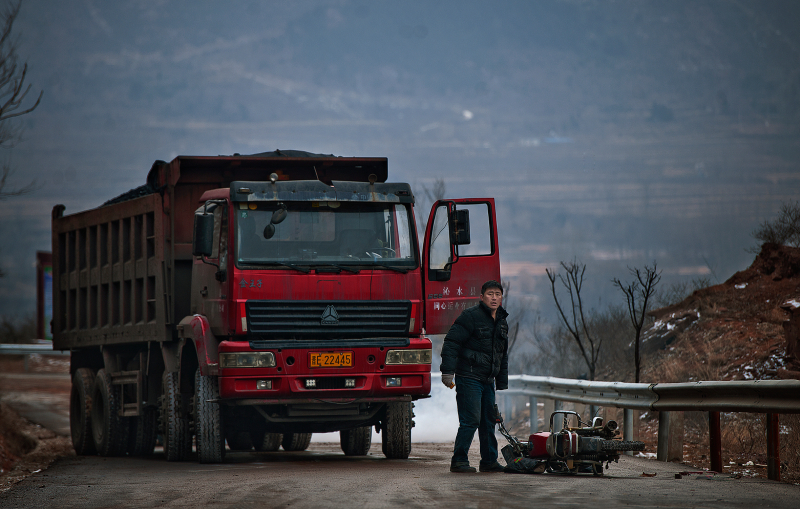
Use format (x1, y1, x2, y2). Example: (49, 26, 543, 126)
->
(51, 152, 388, 350)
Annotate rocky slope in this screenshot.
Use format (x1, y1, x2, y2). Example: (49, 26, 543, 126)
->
(642, 243, 800, 382)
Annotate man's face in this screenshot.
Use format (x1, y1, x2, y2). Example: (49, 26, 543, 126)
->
(480, 288, 503, 311)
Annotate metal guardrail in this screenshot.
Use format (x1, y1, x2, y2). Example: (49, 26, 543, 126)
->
(0, 343, 68, 356)
(0, 343, 69, 373)
(503, 375, 800, 414)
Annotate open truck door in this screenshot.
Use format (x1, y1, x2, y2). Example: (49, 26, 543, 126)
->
(422, 198, 501, 334)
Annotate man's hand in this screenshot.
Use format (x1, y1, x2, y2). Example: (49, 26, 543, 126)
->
(441, 373, 455, 389)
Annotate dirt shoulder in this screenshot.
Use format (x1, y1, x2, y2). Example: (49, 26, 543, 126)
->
(0, 354, 73, 492)
(0, 401, 74, 493)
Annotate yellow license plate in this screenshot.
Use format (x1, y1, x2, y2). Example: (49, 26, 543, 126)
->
(309, 351, 353, 368)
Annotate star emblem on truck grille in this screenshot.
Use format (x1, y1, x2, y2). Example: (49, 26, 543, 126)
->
(321, 305, 339, 325)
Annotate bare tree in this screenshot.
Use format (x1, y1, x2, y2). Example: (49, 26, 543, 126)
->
(413, 178, 445, 237)
(749, 200, 800, 252)
(545, 260, 602, 381)
(613, 263, 661, 383)
(0, 0, 42, 201)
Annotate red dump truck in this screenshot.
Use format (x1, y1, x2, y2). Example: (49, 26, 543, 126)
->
(52, 150, 500, 463)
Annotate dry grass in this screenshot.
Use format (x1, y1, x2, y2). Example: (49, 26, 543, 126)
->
(646, 335, 730, 382)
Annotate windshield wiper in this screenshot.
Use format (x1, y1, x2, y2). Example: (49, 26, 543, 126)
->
(246, 261, 311, 273)
(314, 264, 361, 274)
(370, 262, 408, 274)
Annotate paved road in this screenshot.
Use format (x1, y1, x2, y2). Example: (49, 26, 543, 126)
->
(1, 442, 798, 509)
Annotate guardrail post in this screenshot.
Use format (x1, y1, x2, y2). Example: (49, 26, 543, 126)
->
(553, 400, 564, 430)
(766, 413, 780, 481)
(529, 396, 538, 434)
(657, 411, 670, 461)
(668, 411, 684, 462)
(624, 408, 634, 456)
(709, 411, 722, 472)
(543, 398, 554, 430)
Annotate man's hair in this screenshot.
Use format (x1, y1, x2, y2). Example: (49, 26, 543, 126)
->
(481, 280, 503, 295)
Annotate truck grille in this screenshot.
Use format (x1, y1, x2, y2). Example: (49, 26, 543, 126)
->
(245, 300, 411, 339)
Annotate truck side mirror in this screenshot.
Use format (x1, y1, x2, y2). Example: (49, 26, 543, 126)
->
(271, 207, 287, 225)
(449, 209, 470, 245)
(192, 213, 215, 257)
(263, 205, 288, 239)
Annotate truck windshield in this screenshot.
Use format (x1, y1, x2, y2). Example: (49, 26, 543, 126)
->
(235, 201, 417, 270)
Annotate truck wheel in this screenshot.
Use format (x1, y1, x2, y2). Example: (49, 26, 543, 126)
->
(282, 433, 312, 451)
(70, 368, 96, 455)
(340, 427, 371, 456)
(194, 368, 225, 463)
(381, 402, 412, 459)
(90, 369, 129, 456)
(254, 432, 283, 452)
(161, 371, 191, 461)
(128, 406, 158, 456)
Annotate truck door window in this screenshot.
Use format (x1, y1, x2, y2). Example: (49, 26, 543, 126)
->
(457, 203, 492, 256)
(428, 204, 451, 270)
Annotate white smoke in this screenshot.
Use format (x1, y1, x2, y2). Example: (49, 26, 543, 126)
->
(310, 372, 458, 444)
(411, 372, 459, 442)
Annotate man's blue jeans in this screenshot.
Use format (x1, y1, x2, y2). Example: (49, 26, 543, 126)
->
(451, 375, 499, 467)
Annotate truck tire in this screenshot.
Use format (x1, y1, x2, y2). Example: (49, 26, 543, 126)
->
(70, 368, 96, 456)
(381, 402, 412, 459)
(282, 433, 312, 451)
(340, 427, 371, 456)
(128, 406, 158, 456)
(254, 432, 283, 452)
(194, 368, 225, 463)
(90, 369, 129, 456)
(161, 371, 191, 461)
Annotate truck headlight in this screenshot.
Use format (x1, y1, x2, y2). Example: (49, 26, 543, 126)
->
(220, 352, 276, 368)
(385, 349, 432, 365)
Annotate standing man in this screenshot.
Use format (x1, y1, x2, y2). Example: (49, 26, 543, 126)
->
(440, 280, 509, 473)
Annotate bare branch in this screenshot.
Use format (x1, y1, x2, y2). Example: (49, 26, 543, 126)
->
(0, 163, 37, 199)
(546, 260, 601, 380)
(0, 1, 42, 276)
(614, 262, 661, 382)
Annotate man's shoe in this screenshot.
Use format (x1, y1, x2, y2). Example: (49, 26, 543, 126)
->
(450, 463, 477, 473)
(479, 462, 506, 473)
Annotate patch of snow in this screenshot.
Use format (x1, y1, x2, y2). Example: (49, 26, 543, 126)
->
(743, 372, 754, 380)
(636, 452, 658, 459)
(735, 283, 747, 289)
(783, 299, 800, 309)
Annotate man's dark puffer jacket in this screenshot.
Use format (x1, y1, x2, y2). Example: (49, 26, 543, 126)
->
(440, 301, 509, 390)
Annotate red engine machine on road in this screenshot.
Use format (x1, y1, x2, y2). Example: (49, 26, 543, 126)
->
(52, 150, 501, 462)
(497, 407, 645, 475)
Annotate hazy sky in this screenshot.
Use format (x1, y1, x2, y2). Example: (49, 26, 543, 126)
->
(2, 0, 799, 321)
